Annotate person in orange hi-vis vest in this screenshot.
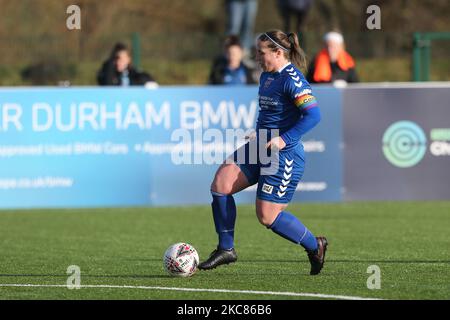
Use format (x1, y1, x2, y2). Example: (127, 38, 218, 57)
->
(306, 31, 359, 84)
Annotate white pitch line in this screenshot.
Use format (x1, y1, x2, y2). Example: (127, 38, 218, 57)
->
(0, 283, 382, 300)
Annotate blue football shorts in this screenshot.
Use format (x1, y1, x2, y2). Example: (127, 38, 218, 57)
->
(231, 138, 305, 204)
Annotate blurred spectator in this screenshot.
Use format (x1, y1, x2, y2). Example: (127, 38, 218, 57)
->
(209, 35, 256, 85)
(97, 43, 157, 87)
(21, 61, 76, 86)
(277, 0, 313, 46)
(225, 0, 259, 55)
(307, 31, 359, 84)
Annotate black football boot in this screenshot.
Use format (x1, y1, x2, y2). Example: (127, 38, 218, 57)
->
(307, 236, 328, 275)
(198, 247, 238, 270)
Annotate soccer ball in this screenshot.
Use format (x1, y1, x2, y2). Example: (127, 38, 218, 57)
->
(163, 242, 199, 277)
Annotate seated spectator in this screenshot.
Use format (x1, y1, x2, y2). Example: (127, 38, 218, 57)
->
(97, 43, 157, 87)
(209, 35, 256, 85)
(307, 31, 359, 84)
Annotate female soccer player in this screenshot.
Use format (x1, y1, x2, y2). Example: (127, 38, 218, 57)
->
(198, 30, 328, 275)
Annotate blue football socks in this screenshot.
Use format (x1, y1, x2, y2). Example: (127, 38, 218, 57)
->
(211, 191, 237, 250)
(269, 211, 318, 252)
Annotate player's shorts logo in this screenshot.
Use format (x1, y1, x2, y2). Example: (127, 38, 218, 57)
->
(262, 183, 273, 194)
(382, 121, 427, 168)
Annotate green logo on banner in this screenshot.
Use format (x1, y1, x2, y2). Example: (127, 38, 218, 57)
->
(382, 121, 427, 168)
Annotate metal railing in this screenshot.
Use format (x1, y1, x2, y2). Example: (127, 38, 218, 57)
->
(413, 32, 450, 81)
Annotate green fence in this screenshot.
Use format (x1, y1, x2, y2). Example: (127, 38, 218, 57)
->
(413, 32, 450, 81)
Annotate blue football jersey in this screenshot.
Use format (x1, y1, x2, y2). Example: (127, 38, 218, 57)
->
(257, 63, 318, 148)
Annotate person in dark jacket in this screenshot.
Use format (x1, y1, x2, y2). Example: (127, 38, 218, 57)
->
(277, 0, 314, 47)
(97, 43, 157, 87)
(209, 35, 256, 85)
(307, 31, 359, 84)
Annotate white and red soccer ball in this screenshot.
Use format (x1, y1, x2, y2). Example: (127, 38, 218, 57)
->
(163, 243, 199, 277)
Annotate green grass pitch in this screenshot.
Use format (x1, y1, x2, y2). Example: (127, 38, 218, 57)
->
(0, 201, 449, 300)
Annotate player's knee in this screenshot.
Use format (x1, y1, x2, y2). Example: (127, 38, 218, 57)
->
(256, 209, 277, 227)
(211, 177, 233, 195)
(257, 215, 274, 227)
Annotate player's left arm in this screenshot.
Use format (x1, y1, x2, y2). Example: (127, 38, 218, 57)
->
(280, 81, 321, 146)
